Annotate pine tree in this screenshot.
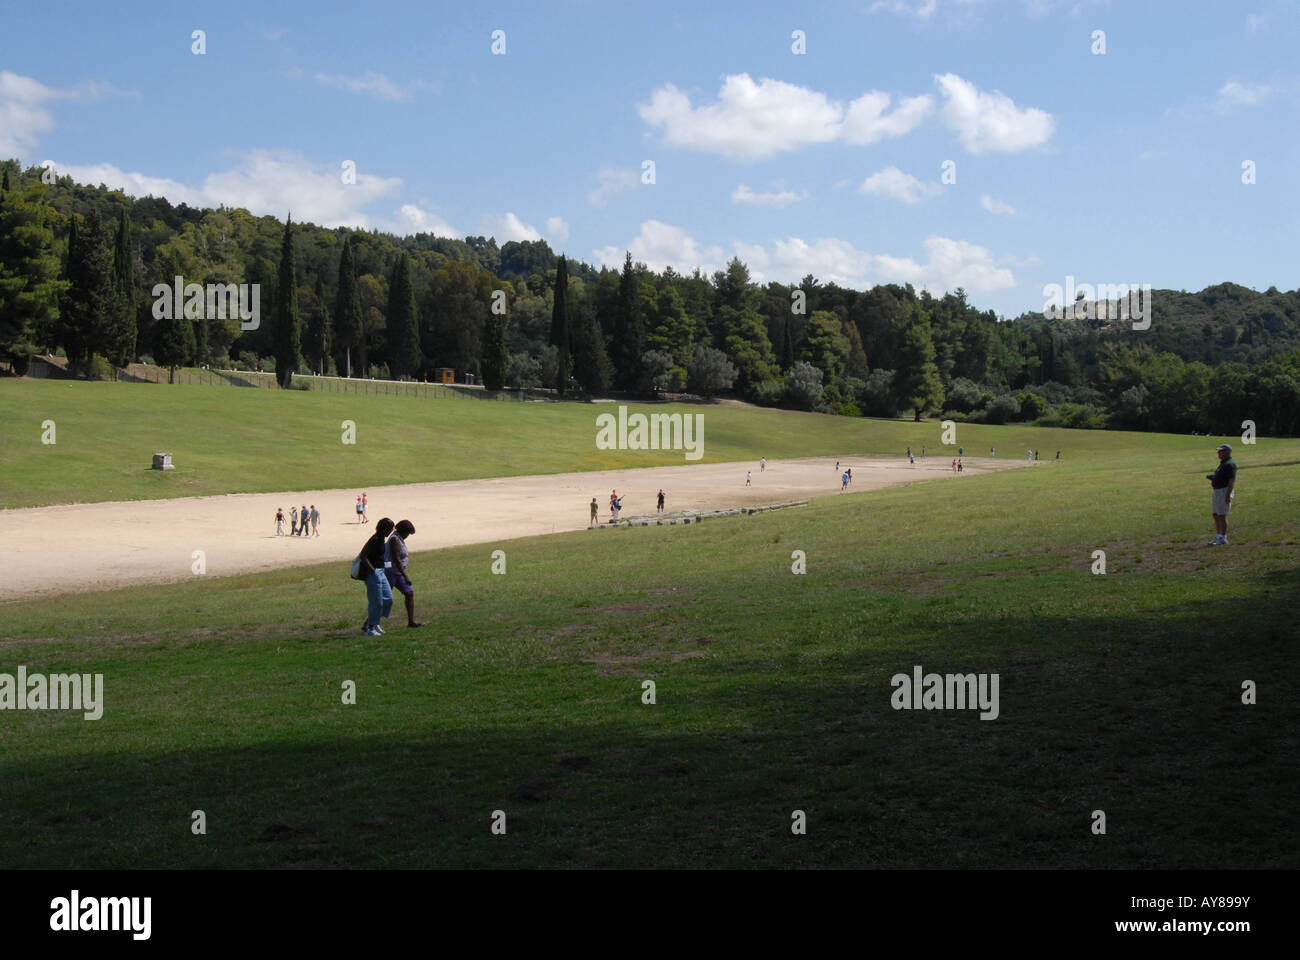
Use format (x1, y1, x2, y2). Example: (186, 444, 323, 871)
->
(386, 252, 420, 379)
(306, 277, 331, 375)
(0, 177, 66, 373)
(334, 235, 361, 377)
(273, 215, 300, 388)
(893, 304, 944, 421)
(549, 256, 571, 394)
(107, 207, 137, 369)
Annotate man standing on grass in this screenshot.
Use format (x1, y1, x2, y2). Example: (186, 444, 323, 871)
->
(386, 520, 424, 628)
(1207, 443, 1237, 546)
(590, 497, 599, 527)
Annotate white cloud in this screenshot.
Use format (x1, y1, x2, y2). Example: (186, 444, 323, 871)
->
(732, 184, 807, 207)
(587, 166, 639, 207)
(934, 73, 1054, 154)
(1245, 13, 1266, 32)
(596, 220, 1016, 296)
(545, 216, 569, 245)
(394, 204, 459, 238)
(639, 74, 843, 161)
(1214, 80, 1274, 113)
(314, 71, 410, 101)
(0, 72, 62, 160)
(842, 91, 935, 144)
(593, 220, 727, 276)
(859, 166, 941, 204)
(868, 0, 939, 21)
(49, 150, 457, 236)
(980, 194, 1016, 215)
(481, 211, 542, 243)
(639, 75, 932, 161)
(873, 236, 1015, 294)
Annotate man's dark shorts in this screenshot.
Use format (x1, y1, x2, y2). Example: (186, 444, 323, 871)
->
(388, 573, 414, 596)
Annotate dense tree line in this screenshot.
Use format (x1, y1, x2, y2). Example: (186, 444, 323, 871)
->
(1, 161, 1297, 435)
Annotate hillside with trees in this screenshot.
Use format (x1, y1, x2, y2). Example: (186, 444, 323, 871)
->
(2, 161, 1297, 435)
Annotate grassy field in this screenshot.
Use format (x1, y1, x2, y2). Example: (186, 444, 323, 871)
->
(1, 421, 1296, 868)
(0, 377, 1264, 508)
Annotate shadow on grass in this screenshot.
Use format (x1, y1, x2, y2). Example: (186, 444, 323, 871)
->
(2, 576, 1295, 870)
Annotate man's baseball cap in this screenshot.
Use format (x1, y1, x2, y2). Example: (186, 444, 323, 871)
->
(1217, 443, 1232, 453)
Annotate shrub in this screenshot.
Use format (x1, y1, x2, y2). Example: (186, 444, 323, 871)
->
(1035, 402, 1107, 429)
(784, 361, 824, 411)
(982, 394, 1021, 424)
(687, 346, 737, 398)
(85, 356, 114, 381)
(750, 378, 784, 407)
(505, 352, 543, 389)
(855, 368, 897, 417)
(944, 377, 985, 413)
(1016, 391, 1048, 420)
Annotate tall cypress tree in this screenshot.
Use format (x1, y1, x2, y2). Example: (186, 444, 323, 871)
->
(481, 312, 508, 391)
(152, 249, 192, 383)
(60, 208, 115, 376)
(273, 215, 300, 388)
(386, 252, 420, 379)
(306, 277, 331, 375)
(549, 256, 571, 394)
(572, 300, 614, 394)
(613, 251, 646, 389)
(107, 207, 137, 369)
(191, 295, 209, 365)
(334, 235, 361, 377)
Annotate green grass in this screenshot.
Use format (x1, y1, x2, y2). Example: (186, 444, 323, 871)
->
(0, 377, 1267, 508)
(1, 431, 1296, 868)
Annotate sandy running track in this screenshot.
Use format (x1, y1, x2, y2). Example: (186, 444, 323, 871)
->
(0, 455, 1030, 601)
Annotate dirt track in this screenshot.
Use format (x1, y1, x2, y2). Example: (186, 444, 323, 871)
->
(0, 455, 1030, 601)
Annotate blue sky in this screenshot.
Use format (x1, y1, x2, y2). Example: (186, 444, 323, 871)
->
(2, 0, 1296, 316)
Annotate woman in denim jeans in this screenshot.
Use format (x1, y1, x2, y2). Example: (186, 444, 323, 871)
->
(359, 517, 395, 636)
